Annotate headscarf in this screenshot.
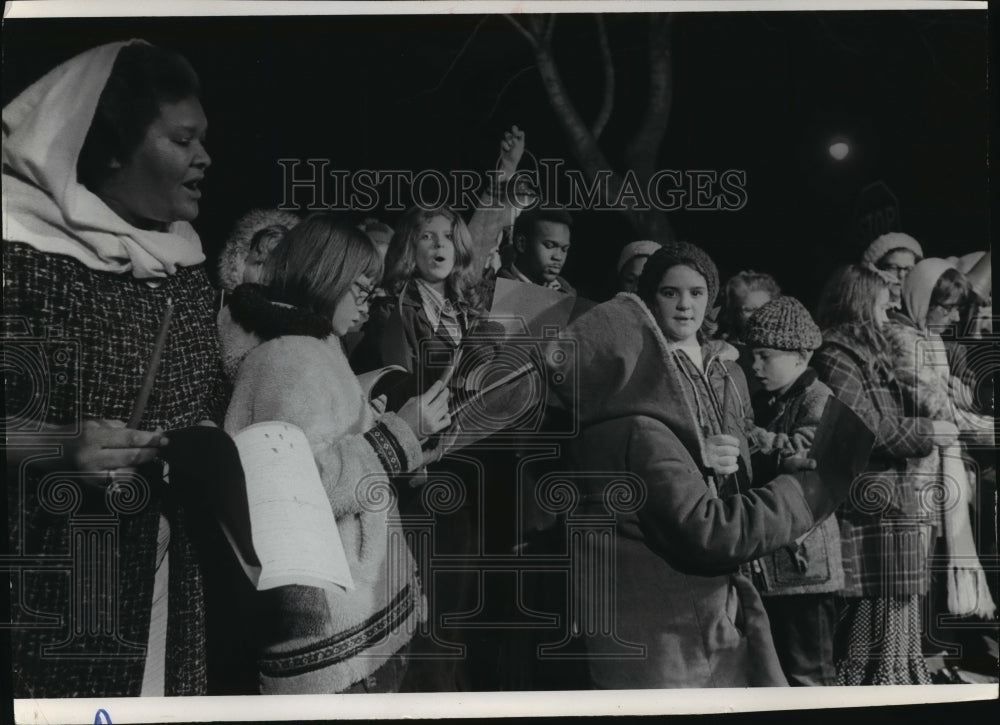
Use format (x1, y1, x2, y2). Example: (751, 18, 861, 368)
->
(616, 240, 662, 275)
(900, 257, 957, 328)
(860, 232, 923, 269)
(2, 40, 206, 279)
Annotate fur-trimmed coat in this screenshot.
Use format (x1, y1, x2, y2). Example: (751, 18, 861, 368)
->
(223, 318, 425, 694)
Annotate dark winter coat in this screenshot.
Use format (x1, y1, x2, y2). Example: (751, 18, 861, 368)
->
(547, 293, 853, 688)
(749, 369, 845, 596)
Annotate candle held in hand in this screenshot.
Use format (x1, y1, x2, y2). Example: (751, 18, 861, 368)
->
(128, 299, 174, 428)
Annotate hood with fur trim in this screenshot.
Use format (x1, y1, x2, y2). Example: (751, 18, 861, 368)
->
(217, 208, 301, 291)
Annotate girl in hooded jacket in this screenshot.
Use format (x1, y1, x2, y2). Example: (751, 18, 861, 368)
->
(546, 242, 852, 688)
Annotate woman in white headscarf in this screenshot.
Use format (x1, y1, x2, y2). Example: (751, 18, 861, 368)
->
(4, 41, 225, 697)
(860, 231, 924, 310)
(884, 259, 996, 629)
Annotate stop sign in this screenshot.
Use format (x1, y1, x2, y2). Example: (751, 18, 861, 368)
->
(853, 180, 901, 248)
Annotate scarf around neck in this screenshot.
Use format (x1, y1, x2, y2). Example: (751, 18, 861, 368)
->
(2, 40, 206, 279)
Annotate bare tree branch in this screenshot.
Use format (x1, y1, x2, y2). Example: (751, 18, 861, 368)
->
(401, 17, 489, 103)
(534, 46, 620, 199)
(504, 14, 538, 48)
(625, 13, 674, 182)
(526, 15, 549, 43)
(591, 15, 615, 140)
(487, 62, 539, 119)
(505, 12, 675, 239)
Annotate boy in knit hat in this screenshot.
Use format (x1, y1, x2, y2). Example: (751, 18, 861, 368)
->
(744, 296, 844, 687)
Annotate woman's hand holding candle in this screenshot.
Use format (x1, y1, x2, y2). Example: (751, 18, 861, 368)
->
(69, 419, 168, 474)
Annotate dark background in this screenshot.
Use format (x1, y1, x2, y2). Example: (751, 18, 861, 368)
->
(3, 10, 989, 307)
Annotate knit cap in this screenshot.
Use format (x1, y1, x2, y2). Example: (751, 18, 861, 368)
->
(745, 296, 822, 351)
(645, 241, 721, 307)
(861, 232, 924, 268)
(617, 240, 662, 274)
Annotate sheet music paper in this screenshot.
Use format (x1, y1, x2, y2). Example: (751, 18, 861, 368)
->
(229, 421, 354, 592)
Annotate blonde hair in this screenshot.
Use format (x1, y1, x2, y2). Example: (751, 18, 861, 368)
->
(382, 206, 485, 315)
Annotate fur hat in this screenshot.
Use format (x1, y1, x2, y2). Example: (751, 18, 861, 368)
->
(617, 240, 662, 274)
(861, 232, 924, 268)
(745, 296, 822, 352)
(642, 241, 721, 307)
(218, 208, 301, 291)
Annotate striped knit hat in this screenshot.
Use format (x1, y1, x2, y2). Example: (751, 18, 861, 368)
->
(745, 296, 822, 351)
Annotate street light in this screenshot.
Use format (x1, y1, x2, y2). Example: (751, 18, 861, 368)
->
(829, 141, 850, 161)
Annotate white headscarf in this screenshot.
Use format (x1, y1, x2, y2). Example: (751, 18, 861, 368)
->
(901, 257, 957, 328)
(2, 40, 206, 279)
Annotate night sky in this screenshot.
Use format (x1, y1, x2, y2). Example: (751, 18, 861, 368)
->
(3, 9, 989, 307)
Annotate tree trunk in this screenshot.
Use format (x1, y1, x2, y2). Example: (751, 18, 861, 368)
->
(510, 14, 676, 241)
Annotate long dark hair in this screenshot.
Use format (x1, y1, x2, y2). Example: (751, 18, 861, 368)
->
(816, 264, 893, 370)
(264, 212, 382, 324)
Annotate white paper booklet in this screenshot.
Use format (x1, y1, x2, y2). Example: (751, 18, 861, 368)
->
(226, 421, 355, 592)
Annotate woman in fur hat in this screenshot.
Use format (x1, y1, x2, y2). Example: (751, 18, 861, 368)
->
(860, 231, 924, 311)
(217, 208, 301, 291)
(544, 242, 854, 688)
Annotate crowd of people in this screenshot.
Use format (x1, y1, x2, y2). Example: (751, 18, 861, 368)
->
(4, 41, 995, 697)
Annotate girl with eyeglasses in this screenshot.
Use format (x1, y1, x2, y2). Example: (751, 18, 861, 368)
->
(220, 212, 452, 693)
(860, 232, 925, 311)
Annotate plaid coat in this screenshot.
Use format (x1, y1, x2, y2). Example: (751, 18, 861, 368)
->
(812, 327, 936, 597)
(5, 243, 226, 697)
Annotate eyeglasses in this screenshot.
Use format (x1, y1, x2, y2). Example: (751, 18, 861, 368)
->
(878, 263, 914, 278)
(351, 282, 377, 306)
